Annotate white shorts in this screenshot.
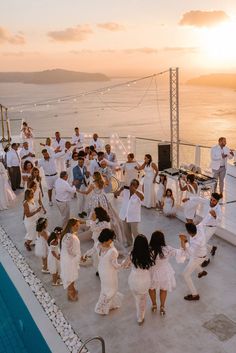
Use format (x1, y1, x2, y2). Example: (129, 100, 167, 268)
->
(45, 175, 58, 190)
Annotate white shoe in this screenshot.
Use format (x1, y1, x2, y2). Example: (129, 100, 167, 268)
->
(41, 269, 50, 274)
(49, 201, 53, 206)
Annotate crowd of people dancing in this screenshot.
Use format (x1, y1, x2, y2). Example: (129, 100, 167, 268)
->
(0, 122, 234, 325)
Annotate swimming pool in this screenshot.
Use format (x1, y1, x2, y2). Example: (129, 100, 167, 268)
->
(0, 263, 51, 353)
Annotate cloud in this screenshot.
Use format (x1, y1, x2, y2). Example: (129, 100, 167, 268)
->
(0, 27, 25, 45)
(179, 10, 230, 27)
(70, 49, 116, 54)
(48, 25, 93, 42)
(123, 47, 157, 54)
(1, 51, 39, 57)
(162, 47, 198, 54)
(97, 22, 125, 31)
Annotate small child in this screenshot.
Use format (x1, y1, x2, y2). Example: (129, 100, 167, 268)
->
(162, 188, 175, 217)
(95, 229, 123, 315)
(156, 174, 167, 210)
(47, 227, 63, 285)
(35, 218, 49, 273)
(149, 231, 185, 315)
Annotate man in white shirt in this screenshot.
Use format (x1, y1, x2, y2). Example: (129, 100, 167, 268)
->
(104, 144, 117, 163)
(115, 179, 144, 246)
(71, 127, 84, 151)
(7, 143, 23, 191)
(55, 171, 76, 227)
(52, 131, 66, 173)
(210, 137, 234, 197)
(89, 151, 105, 177)
(90, 133, 103, 152)
(36, 148, 65, 206)
(180, 223, 207, 301)
(19, 141, 35, 166)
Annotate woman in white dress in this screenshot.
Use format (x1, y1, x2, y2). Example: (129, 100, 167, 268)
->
(162, 188, 175, 217)
(35, 217, 49, 273)
(136, 154, 158, 208)
(126, 235, 154, 325)
(23, 189, 42, 251)
(28, 167, 44, 199)
(0, 161, 15, 210)
(60, 218, 81, 301)
(95, 229, 123, 315)
(21, 160, 33, 189)
(149, 231, 185, 315)
(78, 172, 125, 255)
(179, 174, 199, 223)
(122, 153, 140, 187)
(21, 121, 34, 149)
(82, 207, 111, 273)
(28, 180, 46, 215)
(47, 227, 63, 285)
(156, 174, 167, 210)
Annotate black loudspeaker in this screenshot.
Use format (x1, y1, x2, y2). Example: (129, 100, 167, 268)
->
(158, 143, 171, 171)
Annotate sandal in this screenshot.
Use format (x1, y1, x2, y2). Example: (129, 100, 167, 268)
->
(24, 242, 31, 251)
(160, 306, 166, 316)
(151, 304, 157, 313)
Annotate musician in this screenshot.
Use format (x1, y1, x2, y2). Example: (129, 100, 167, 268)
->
(73, 157, 89, 218)
(99, 160, 112, 193)
(104, 144, 117, 163)
(210, 137, 234, 198)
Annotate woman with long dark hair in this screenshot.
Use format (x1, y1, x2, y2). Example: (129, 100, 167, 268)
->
(149, 231, 185, 315)
(127, 234, 154, 325)
(60, 218, 81, 301)
(136, 154, 158, 208)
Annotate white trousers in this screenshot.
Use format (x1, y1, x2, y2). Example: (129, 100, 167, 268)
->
(204, 226, 217, 258)
(132, 292, 147, 322)
(77, 184, 87, 213)
(183, 257, 204, 296)
(56, 200, 70, 227)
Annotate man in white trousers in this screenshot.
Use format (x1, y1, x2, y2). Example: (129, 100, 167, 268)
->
(55, 171, 76, 227)
(180, 223, 207, 301)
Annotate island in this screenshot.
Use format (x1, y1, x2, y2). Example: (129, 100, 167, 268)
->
(0, 69, 110, 84)
(187, 73, 236, 90)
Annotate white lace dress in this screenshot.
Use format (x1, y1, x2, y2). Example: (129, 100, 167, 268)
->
(183, 184, 199, 220)
(48, 242, 60, 274)
(163, 196, 175, 216)
(95, 244, 123, 315)
(0, 162, 15, 210)
(142, 165, 156, 208)
(35, 231, 49, 258)
(122, 162, 139, 186)
(60, 233, 81, 289)
(150, 246, 185, 291)
(24, 200, 39, 241)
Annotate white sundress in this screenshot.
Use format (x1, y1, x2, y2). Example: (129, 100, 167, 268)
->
(150, 246, 185, 291)
(35, 230, 49, 258)
(156, 182, 166, 203)
(48, 242, 61, 274)
(24, 200, 39, 241)
(163, 196, 175, 216)
(95, 244, 123, 315)
(183, 184, 199, 220)
(0, 162, 15, 210)
(142, 165, 156, 208)
(60, 233, 81, 289)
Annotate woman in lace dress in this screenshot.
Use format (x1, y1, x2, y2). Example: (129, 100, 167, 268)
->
(95, 229, 123, 315)
(122, 153, 140, 187)
(149, 231, 185, 315)
(126, 234, 154, 325)
(60, 218, 81, 301)
(179, 174, 199, 223)
(21, 160, 33, 189)
(136, 154, 158, 208)
(0, 161, 15, 210)
(78, 172, 125, 254)
(35, 217, 49, 273)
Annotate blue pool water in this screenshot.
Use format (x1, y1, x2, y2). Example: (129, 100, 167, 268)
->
(0, 263, 51, 353)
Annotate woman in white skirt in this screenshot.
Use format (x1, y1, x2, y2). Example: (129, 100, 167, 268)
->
(136, 154, 158, 208)
(126, 235, 154, 325)
(28, 180, 46, 215)
(179, 174, 199, 223)
(21, 160, 33, 189)
(82, 207, 111, 274)
(35, 218, 49, 273)
(156, 174, 167, 210)
(122, 153, 140, 187)
(0, 161, 15, 210)
(23, 189, 42, 251)
(27, 167, 44, 200)
(47, 227, 63, 285)
(60, 218, 81, 301)
(95, 229, 123, 315)
(149, 231, 185, 315)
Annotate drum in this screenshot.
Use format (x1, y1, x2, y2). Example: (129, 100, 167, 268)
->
(110, 175, 120, 193)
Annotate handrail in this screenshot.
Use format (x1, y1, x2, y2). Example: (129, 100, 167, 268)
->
(77, 336, 105, 353)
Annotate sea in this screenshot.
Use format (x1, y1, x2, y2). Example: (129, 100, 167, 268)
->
(0, 77, 236, 165)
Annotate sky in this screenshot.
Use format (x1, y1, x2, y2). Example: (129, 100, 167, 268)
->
(0, 0, 236, 76)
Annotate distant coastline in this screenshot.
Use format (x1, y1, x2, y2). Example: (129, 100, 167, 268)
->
(0, 69, 109, 84)
(187, 73, 236, 90)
